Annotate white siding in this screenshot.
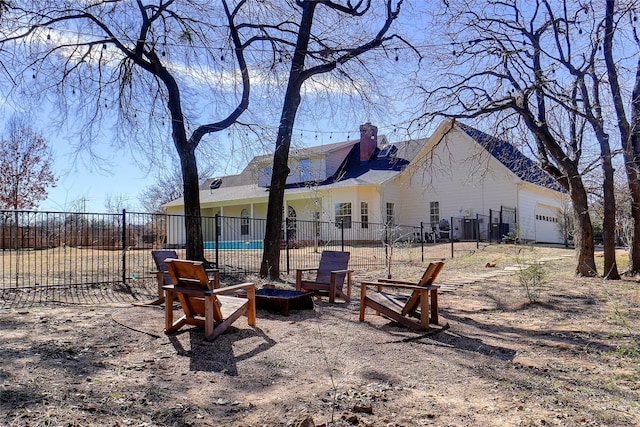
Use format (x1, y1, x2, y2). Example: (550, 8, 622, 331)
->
(325, 145, 353, 177)
(534, 203, 562, 243)
(518, 186, 566, 244)
(395, 128, 520, 226)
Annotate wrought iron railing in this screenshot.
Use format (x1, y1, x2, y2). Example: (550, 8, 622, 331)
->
(0, 209, 507, 293)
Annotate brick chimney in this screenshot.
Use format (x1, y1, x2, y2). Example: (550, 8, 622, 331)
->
(359, 122, 378, 161)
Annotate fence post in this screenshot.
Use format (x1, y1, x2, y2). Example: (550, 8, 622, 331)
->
(286, 217, 290, 274)
(476, 213, 480, 249)
(122, 209, 127, 283)
(420, 221, 424, 263)
(489, 209, 493, 241)
(341, 219, 345, 252)
(215, 214, 220, 268)
(450, 216, 454, 258)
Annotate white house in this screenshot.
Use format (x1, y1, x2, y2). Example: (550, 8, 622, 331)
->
(163, 119, 568, 245)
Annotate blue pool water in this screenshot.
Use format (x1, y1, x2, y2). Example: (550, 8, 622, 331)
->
(204, 240, 263, 250)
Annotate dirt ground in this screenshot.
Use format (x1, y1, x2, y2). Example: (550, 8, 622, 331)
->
(1, 244, 640, 427)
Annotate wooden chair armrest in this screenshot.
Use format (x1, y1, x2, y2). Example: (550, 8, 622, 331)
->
(360, 282, 439, 291)
(330, 269, 353, 274)
(377, 278, 416, 285)
(212, 282, 255, 295)
(162, 285, 213, 296)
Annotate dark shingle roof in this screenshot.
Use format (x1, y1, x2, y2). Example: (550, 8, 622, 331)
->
(284, 142, 409, 189)
(457, 122, 566, 193)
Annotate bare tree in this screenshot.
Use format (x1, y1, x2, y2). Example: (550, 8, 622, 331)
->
(0, 115, 56, 211)
(103, 193, 133, 214)
(138, 163, 215, 214)
(235, 0, 410, 279)
(604, 0, 640, 275)
(420, 0, 615, 276)
(0, 1, 250, 263)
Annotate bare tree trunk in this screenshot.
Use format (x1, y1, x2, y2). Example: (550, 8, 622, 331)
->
(568, 174, 597, 276)
(256, 0, 402, 278)
(179, 148, 204, 262)
(164, 66, 205, 262)
(521, 116, 597, 276)
(260, 124, 294, 279)
(604, 0, 640, 274)
(555, 169, 597, 277)
(629, 73, 640, 274)
(601, 149, 620, 278)
(582, 76, 620, 278)
(260, 2, 315, 279)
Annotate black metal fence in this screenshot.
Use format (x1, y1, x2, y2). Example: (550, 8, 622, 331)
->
(0, 209, 513, 293)
(447, 207, 516, 245)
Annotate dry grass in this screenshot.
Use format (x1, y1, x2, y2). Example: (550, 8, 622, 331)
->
(1, 243, 640, 426)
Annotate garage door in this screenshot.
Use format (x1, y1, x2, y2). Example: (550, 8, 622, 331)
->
(535, 204, 562, 244)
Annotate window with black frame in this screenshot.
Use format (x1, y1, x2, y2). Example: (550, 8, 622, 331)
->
(335, 202, 352, 228)
(360, 201, 369, 229)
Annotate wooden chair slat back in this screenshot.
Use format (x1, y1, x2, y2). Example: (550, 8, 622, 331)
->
(417, 261, 445, 287)
(165, 259, 212, 290)
(315, 251, 350, 288)
(151, 250, 179, 285)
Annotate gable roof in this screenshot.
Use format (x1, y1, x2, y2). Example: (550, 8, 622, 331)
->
(248, 138, 358, 166)
(165, 133, 406, 207)
(456, 122, 566, 193)
(166, 119, 565, 209)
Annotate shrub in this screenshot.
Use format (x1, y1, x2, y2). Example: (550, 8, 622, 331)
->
(516, 256, 547, 303)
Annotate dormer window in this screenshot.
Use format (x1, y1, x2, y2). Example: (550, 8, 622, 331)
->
(209, 178, 222, 190)
(377, 144, 397, 158)
(299, 158, 311, 181)
(258, 166, 273, 187)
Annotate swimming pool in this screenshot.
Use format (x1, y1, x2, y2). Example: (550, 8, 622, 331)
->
(204, 240, 263, 250)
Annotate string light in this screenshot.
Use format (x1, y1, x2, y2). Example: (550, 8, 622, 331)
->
(33, 22, 470, 58)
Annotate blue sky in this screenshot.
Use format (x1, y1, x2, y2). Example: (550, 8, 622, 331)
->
(33, 116, 423, 213)
(0, 102, 159, 212)
(41, 142, 151, 212)
(0, 2, 434, 213)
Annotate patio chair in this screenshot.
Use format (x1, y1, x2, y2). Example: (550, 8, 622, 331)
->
(295, 250, 352, 303)
(359, 261, 444, 331)
(145, 250, 179, 305)
(163, 258, 256, 341)
(144, 250, 219, 306)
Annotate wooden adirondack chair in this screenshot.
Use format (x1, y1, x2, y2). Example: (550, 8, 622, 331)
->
(295, 251, 352, 303)
(145, 250, 218, 306)
(146, 250, 179, 305)
(359, 261, 444, 331)
(163, 259, 256, 341)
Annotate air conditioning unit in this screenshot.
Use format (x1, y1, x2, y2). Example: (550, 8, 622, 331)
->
(462, 208, 473, 217)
